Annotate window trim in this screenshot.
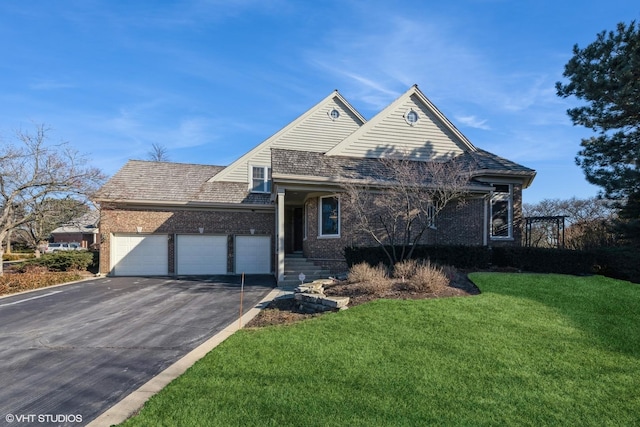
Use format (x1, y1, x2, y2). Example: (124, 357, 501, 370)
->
(404, 109, 419, 126)
(427, 204, 437, 229)
(490, 184, 513, 240)
(319, 196, 340, 238)
(250, 165, 272, 193)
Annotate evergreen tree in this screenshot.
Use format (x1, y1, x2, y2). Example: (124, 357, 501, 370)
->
(556, 21, 640, 244)
(556, 21, 640, 200)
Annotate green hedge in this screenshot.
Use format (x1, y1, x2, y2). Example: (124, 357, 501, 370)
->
(344, 245, 491, 269)
(593, 247, 640, 283)
(490, 247, 598, 276)
(19, 251, 94, 272)
(344, 245, 640, 283)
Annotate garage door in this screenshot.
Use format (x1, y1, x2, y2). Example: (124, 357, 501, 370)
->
(112, 234, 168, 276)
(235, 236, 271, 274)
(177, 235, 227, 275)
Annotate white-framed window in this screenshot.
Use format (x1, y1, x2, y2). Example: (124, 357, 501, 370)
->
(491, 184, 512, 239)
(404, 109, 419, 126)
(328, 108, 340, 120)
(319, 196, 340, 237)
(251, 166, 271, 193)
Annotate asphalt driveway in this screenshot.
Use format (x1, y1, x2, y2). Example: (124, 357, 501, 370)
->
(0, 275, 274, 426)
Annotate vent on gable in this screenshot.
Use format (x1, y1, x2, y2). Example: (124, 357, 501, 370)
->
(404, 109, 419, 126)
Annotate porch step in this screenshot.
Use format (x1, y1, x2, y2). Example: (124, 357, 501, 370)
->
(279, 255, 331, 288)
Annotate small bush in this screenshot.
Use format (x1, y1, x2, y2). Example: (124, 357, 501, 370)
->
(19, 251, 93, 272)
(393, 259, 419, 281)
(396, 260, 450, 293)
(0, 271, 82, 295)
(3, 252, 35, 262)
(348, 262, 391, 295)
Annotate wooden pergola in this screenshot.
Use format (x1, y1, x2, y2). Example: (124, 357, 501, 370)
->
(524, 216, 567, 248)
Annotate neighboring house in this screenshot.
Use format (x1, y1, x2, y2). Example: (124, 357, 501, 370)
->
(95, 85, 536, 282)
(50, 211, 100, 249)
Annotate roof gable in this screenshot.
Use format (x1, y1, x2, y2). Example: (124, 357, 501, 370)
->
(210, 90, 366, 184)
(325, 85, 476, 160)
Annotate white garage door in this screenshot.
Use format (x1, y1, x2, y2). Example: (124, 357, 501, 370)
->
(235, 236, 271, 274)
(177, 235, 227, 275)
(112, 234, 168, 276)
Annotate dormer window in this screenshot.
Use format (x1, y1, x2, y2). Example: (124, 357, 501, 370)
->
(251, 166, 272, 193)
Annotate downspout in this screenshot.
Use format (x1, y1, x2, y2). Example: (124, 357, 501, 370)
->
(483, 193, 490, 246)
(277, 188, 286, 283)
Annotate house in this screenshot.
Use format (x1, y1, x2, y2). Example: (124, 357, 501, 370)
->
(50, 211, 100, 249)
(95, 85, 536, 282)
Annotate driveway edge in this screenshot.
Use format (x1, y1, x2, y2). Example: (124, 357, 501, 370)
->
(87, 286, 285, 427)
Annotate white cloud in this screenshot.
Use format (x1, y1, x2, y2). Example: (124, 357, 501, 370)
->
(455, 115, 491, 130)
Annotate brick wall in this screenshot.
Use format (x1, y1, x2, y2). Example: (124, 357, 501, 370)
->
(99, 205, 275, 274)
(302, 195, 490, 273)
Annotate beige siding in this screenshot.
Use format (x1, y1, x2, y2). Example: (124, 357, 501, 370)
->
(213, 97, 364, 184)
(328, 94, 467, 160)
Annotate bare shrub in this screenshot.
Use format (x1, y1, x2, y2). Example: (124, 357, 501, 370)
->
(0, 271, 82, 296)
(393, 259, 418, 282)
(347, 262, 391, 295)
(397, 260, 450, 293)
(348, 262, 387, 283)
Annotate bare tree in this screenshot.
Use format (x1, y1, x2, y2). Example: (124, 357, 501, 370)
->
(523, 197, 617, 249)
(0, 125, 106, 275)
(147, 143, 170, 162)
(20, 198, 90, 248)
(339, 151, 473, 265)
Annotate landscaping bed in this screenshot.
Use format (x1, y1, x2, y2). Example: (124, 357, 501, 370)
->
(247, 266, 479, 328)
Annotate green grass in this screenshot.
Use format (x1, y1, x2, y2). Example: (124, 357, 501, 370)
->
(121, 273, 640, 426)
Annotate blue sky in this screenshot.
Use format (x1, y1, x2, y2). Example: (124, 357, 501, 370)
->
(1, 0, 638, 204)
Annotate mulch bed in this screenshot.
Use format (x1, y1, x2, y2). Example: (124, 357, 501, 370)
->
(246, 271, 480, 328)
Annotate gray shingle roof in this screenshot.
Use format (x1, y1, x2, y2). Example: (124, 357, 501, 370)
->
(271, 148, 536, 185)
(96, 160, 270, 205)
(458, 149, 536, 175)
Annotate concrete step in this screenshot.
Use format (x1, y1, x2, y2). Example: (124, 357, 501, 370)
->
(280, 255, 332, 288)
(284, 258, 319, 266)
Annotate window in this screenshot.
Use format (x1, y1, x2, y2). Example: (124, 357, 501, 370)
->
(491, 184, 512, 239)
(404, 109, 419, 125)
(319, 196, 340, 237)
(251, 166, 271, 193)
(427, 204, 437, 228)
(328, 108, 340, 120)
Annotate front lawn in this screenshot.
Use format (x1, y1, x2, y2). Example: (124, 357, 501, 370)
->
(121, 273, 640, 426)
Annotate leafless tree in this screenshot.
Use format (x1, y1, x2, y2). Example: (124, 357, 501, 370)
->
(147, 143, 170, 162)
(0, 124, 105, 274)
(338, 150, 473, 265)
(523, 197, 617, 249)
